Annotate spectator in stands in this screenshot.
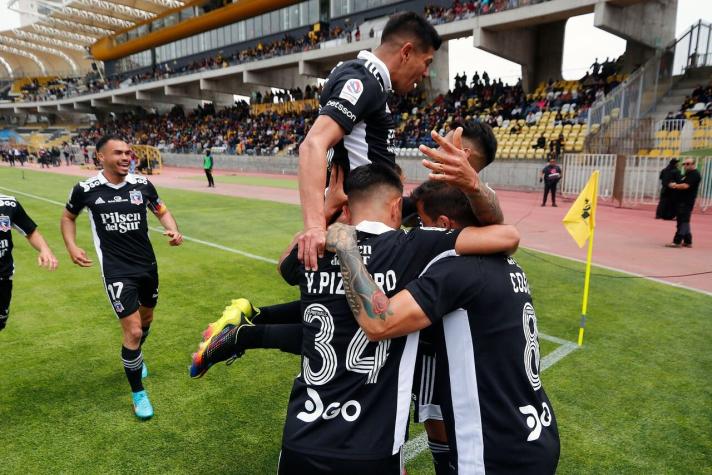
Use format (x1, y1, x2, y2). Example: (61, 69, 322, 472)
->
(533, 133, 546, 150)
(666, 159, 701, 248)
(540, 157, 562, 207)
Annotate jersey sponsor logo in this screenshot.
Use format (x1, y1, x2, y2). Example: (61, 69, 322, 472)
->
(0, 239, 8, 257)
(0, 215, 10, 232)
(129, 190, 143, 205)
(296, 388, 362, 423)
(522, 302, 541, 390)
(325, 100, 356, 122)
(339, 78, 364, 105)
(94, 197, 105, 205)
(506, 256, 518, 266)
(99, 212, 141, 233)
(78, 178, 101, 192)
(518, 402, 553, 441)
(0, 200, 17, 208)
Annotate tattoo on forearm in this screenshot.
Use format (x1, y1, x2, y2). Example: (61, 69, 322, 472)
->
(469, 184, 503, 224)
(336, 246, 392, 321)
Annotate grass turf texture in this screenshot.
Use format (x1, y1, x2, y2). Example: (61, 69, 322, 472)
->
(1, 167, 711, 474)
(183, 173, 298, 189)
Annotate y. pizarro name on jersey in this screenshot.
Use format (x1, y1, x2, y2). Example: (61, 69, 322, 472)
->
(0, 195, 37, 279)
(66, 174, 164, 277)
(280, 223, 460, 460)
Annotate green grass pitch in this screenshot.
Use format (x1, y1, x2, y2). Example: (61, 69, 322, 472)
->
(1, 168, 710, 474)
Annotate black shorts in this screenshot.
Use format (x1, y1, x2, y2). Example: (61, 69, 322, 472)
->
(278, 447, 402, 475)
(103, 270, 159, 319)
(0, 279, 12, 329)
(413, 328, 443, 424)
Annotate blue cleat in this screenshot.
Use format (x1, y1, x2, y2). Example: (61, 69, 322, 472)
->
(132, 390, 154, 420)
(141, 363, 148, 379)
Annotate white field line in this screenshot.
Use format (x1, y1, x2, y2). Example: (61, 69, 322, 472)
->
(0, 185, 280, 265)
(403, 332, 578, 463)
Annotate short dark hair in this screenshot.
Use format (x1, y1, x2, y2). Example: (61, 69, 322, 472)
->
(454, 120, 497, 167)
(381, 12, 442, 52)
(344, 163, 403, 202)
(410, 181, 477, 226)
(95, 134, 126, 153)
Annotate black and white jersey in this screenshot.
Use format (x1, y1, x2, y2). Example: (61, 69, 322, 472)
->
(0, 196, 37, 279)
(280, 221, 460, 460)
(66, 173, 165, 278)
(407, 255, 560, 474)
(319, 50, 396, 176)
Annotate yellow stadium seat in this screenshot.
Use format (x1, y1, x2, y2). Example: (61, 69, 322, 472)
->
(649, 149, 661, 156)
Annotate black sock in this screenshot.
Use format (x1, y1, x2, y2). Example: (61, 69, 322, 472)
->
(121, 346, 144, 393)
(253, 301, 301, 324)
(140, 326, 151, 347)
(237, 324, 303, 355)
(428, 439, 453, 475)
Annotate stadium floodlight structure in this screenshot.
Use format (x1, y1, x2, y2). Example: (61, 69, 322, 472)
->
(30, 24, 97, 45)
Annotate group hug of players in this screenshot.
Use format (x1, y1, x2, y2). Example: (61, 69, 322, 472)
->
(1, 12, 559, 475)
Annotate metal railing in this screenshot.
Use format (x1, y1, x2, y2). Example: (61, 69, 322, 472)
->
(587, 20, 712, 131)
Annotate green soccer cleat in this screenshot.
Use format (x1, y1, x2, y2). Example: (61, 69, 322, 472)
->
(132, 390, 154, 420)
(190, 300, 255, 379)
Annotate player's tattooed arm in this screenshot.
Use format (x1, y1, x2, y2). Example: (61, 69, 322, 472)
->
(326, 223, 393, 321)
(464, 182, 503, 225)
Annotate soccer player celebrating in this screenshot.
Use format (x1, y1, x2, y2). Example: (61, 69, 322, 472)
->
(0, 195, 58, 331)
(298, 12, 442, 271)
(327, 207, 560, 474)
(60, 135, 183, 420)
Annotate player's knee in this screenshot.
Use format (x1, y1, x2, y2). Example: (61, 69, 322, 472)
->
(124, 325, 144, 345)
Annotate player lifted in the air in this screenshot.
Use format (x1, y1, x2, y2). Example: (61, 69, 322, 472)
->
(298, 12, 445, 271)
(60, 135, 183, 420)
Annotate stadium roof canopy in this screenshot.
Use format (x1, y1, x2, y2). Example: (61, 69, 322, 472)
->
(1, 0, 185, 79)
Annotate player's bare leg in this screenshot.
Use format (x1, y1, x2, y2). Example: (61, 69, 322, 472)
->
(120, 311, 153, 419)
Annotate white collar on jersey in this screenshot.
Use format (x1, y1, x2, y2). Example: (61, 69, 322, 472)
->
(355, 220, 395, 235)
(357, 50, 392, 92)
(96, 171, 138, 189)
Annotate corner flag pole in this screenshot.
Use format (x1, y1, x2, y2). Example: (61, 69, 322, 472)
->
(578, 225, 595, 346)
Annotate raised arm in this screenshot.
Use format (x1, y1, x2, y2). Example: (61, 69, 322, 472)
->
(25, 229, 58, 270)
(60, 209, 92, 267)
(326, 223, 431, 341)
(297, 115, 346, 271)
(419, 128, 504, 225)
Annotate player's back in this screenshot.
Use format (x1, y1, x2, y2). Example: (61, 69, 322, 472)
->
(281, 222, 459, 460)
(410, 255, 560, 473)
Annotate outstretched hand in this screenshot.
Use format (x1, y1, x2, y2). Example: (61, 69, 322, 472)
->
(37, 248, 58, 271)
(325, 222, 358, 254)
(298, 226, 326, 271)
(419, 127, 481, 194)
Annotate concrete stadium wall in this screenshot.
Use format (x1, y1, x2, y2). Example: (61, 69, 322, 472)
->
(163, 153, 545, 191)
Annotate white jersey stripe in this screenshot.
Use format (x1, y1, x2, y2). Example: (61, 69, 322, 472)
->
(392, 330, 419, 455)
(343, 122, 370, 169)
(443, 309, 485, 474)
(86, 208, 105, 277)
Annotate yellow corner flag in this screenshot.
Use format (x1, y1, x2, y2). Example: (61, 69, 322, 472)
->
(562, 170, 599, 346)
(562, 171, 599, 247)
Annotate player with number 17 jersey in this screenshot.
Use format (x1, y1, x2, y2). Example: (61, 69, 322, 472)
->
(279, 221, 460, 463)
(65, 173, 164, 279)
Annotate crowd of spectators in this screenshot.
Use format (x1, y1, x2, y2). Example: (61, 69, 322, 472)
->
(74, 100, 314, 156)
(667, 81, 712, 123)
(8, 0, 554, 103)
